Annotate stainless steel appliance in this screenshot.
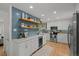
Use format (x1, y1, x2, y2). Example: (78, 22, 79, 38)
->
(50, 26, 58, 42)
(68, 12, 79, 56)
(38, 36, 43, 48)
(67, 24, 74, 55)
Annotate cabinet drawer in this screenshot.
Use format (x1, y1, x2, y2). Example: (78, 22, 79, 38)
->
(18, 42, 32, 56)
(28, 38, 38, 53)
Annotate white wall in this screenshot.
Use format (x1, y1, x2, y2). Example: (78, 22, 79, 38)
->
(75, 4, 79, 11)
(47, 17, 72, 30)
(0, 11, 5, 36)
(47, 17, 72, 43)
(0, 5, 12, 55)
(0, 22, 4, 35)
(3, 7, 12, 56)
(0, 10, 10, 38)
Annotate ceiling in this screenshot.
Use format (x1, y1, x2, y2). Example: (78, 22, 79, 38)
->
(0, 3, 76, 22)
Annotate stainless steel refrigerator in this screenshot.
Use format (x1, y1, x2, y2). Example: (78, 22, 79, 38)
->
(68, 12, 79, 56)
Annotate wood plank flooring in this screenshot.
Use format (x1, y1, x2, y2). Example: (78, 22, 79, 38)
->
(0, 46, 6, 56)
(32, 41, 70, 56)
(46, 41, 70, 56)
(0, 41, 70, 56)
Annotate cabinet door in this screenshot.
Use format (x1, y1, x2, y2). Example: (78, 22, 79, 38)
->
(18, 42, 31, 56)
(43, 35, 47, 45)
(18, 37, 39, 56)
(46, 34, 50, 41)
(25, 42, 32, 56)
(43, 34, 50, 45)
(57, 34, 67, 43)
(29, 37, 38, 53)
(18, 43, 26, 56)
(27, 40, 34, 55)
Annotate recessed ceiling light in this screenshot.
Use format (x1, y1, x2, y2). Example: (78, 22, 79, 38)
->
(53, 11, 57, 14)
(41, 14, 45, 16)
(29, 6, 34, 9)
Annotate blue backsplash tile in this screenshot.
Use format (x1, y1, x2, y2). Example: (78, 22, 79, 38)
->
(12, 7, 39, 39)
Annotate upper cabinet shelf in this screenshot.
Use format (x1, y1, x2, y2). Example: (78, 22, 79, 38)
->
(19, 18, 41, 24)
(21, 26, 39, 29)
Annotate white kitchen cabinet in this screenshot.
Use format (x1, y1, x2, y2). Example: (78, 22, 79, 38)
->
(28, 37, 38, 53)
(19, 42, 32, 56)
(12, 36, 39, 56)
(43, 35, 46, 45)
(12, 41, 33, 56)
(11, 34, 50, 56)
(46, 33, 50, 41)
(57, 33, 68, 43)
(43, 33, 50, 45)
(18, 43, 27, 56)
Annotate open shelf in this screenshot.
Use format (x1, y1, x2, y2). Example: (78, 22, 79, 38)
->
(19, 18, 40, 24)
(21, 26, 39, 29)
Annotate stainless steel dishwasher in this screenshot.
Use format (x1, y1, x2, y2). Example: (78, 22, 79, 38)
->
(38, 36, 43, 48)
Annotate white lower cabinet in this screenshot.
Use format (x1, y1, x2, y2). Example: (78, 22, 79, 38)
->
(12, 37, 39, 56)
(18, 42, 32, 56)
(57, 34, 68, 43)
(43, 33, 50, 45)
(28, 37, 38, 53)
(12, 34, 50, 56)
(43, 35, 47, 45)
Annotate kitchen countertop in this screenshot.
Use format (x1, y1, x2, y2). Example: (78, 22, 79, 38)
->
(12, 34, 43, 44)
(12, 32, 50, 44)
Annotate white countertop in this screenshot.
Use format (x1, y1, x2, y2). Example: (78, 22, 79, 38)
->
(12, 34, 43, 44)
(12, 33, 50, 44)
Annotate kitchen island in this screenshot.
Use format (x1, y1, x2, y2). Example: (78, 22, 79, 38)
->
(11, 33, 50, 56)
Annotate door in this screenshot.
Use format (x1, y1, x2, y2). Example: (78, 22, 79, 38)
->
(70, 13, 77, 56)
(43, 35, 46, 45)
(29, 37, 38, 53)
(67, 25, 72, 48)
(38, 36, 43, 48)
(75, 12, 79, 56)
(19, 41, 32, 56)
(0, 22, 4, 45)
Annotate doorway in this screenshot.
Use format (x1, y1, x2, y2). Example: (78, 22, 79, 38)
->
(0, 20, 5, 56)
(50, 26, 58, 42)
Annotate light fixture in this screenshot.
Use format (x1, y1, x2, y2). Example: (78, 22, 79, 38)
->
(53, 11, 57, 14)
(29, 6, 34, 9)
(41, 14, 45, 16)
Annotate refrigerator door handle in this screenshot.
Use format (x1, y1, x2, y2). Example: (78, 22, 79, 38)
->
(67, 25, 71, 48)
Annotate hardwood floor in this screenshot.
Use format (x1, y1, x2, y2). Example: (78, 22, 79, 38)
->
(0, 41, 70, 56)
(46, 41, 70, 56)
(0, 46, 6, 56)
(32, 41, 70, 56)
